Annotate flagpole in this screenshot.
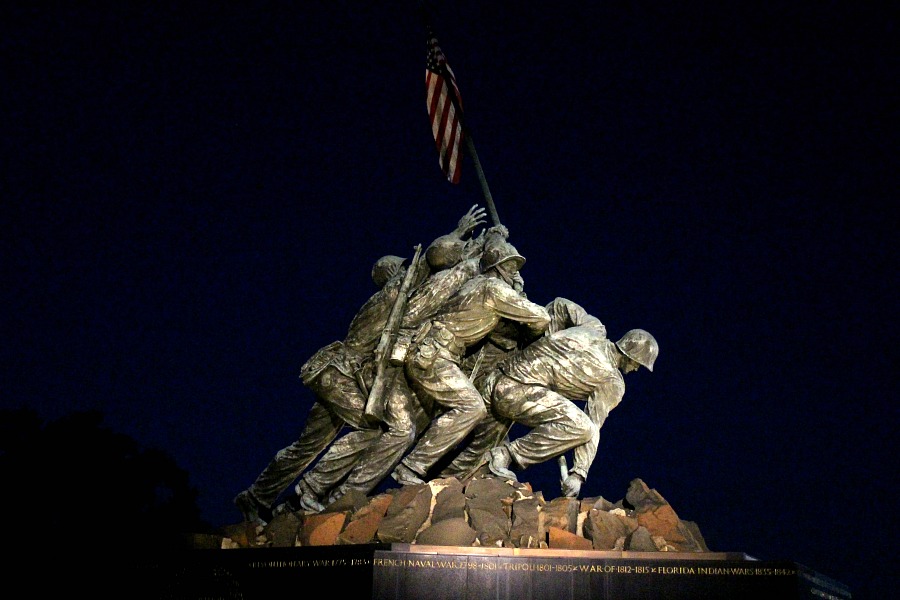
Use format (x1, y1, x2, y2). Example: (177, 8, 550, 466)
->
(462, 130, 501, 227)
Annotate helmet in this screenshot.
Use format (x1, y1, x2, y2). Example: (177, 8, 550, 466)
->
(371, 255, 407, 288)
(479, 238, 526, 273)
(424, 235, 465, 271)
(615, 329, 658, 372)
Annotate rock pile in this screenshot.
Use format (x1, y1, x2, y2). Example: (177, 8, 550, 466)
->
(209, 474, 709, 553)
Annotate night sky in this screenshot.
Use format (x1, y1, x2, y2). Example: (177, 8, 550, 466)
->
(3, 2, 896, 597)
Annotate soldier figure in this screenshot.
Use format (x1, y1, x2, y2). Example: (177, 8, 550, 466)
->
(475, 297, 657, 498)
(233, 206, 487, 523)
(390, 235, 551, 485)
(296, 223, 526, 508)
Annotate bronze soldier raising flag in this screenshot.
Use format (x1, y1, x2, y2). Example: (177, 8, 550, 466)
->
(442, 297, 658, 498)
(391, 234, 551, 485)
(233, 206, 489, 523)
(232, 14, 660, 523)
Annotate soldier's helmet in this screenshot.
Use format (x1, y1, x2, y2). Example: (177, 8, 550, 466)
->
(615, 329, 658, 372)
(371, 255, 407, 288)
(479, 237, 526, 273)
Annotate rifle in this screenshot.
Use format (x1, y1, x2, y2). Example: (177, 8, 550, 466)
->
(364, 244, 424, 422)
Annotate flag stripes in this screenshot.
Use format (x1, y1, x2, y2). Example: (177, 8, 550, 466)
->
(426, 30, 464, 184)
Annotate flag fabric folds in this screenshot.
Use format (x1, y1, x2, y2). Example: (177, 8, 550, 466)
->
(426, 29, 464, 184)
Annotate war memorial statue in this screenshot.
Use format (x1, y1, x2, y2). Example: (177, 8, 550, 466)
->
(233, 203, 657, 525)
(216, 202, 852, 598)
(440, 297, 657, 499)
(204, 21, 857, 600)
(235, 205, 491, 522)
(234, 17, 658, 528)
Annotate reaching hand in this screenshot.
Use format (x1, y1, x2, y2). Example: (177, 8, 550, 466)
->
(561, 473, 584, 498)
(456, 204, 488, 237)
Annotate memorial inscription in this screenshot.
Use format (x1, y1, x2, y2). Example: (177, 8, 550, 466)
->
(371, 547, 852, 600)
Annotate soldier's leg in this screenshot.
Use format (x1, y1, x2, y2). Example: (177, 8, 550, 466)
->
(439, 370, 510, 478)
(283, 364, 375, 508)
(236, 400, 343, 521)
(492, 376, 595, 470)
(301, 427, 382, 498)
(327, 368, 420, 501)
(238, 364, 369, 519)
(439, 413, 511, 479)
(398, 357, 487, 479)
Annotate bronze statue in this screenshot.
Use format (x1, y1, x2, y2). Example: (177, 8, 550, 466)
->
(234, 211, 658, 524)
(293, 223, 522, 509)
(234, 205, 488, 523)
(461, 297, 657, 498)
(390, 234, 551, 486)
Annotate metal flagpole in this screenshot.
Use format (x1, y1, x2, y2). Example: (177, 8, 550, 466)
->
(462, 131, 501, 227)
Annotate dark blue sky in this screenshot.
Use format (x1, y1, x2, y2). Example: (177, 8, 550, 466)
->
(3, 2, 895, 597)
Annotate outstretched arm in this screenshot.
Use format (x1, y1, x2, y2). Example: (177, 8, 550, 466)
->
(570, 380, 624, 481)
(487, 279, 551, 337)
(545, 297, 607, 336)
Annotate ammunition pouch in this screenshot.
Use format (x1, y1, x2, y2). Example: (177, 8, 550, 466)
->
(300, 341, 343, 385)
(388, 328, 415, 367)
(409, 321, 464, 370)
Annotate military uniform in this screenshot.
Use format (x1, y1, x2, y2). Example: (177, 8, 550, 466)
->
(397, 274, 551, 479)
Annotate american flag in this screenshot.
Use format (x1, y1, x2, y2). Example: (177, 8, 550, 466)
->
(426, 30, 464, 184)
